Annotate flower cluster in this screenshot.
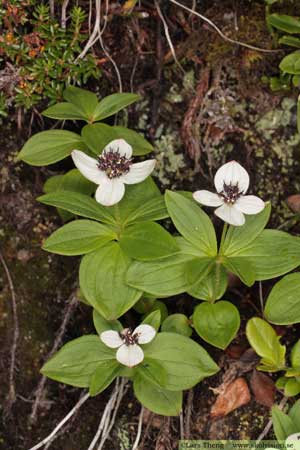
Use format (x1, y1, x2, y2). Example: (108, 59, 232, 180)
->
(193, 161, 265, 226)
(100, 324, 156, 367)
(72, 139, 156, 206)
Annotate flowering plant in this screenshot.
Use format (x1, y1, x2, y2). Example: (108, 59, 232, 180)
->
(18, 86, 300, 417)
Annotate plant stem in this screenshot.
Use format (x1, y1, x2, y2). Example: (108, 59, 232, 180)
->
(219, 223, 228, 254)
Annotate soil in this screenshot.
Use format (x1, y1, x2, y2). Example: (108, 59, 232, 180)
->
(1, 1, 300, 449)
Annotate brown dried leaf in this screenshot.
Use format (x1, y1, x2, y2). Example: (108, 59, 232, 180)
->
(250, 370, 275, 408)
(211, 378, 251, 419)
(225, 344, 246, 360)
(286, 194, 300, 213)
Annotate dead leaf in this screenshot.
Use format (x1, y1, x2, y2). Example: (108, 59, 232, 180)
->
(225, 344, 246, 360)
(250, 370, 275, 407)
(211, 378, 251, 418)
(286, 194, 300, 213)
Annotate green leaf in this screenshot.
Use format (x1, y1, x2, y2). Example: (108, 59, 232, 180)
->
(221, 203, 271, 255)
(82, 123, 153, 156)
(38, 191, 116, 225)
(267, 14, 300, 34)
(289, 400, 300, 429)
(124, 196, 168, 225)
(133, 374, 182, 416)
(279, 36, 300, 48)
(265, 273, 300, 325)
(63, 86, 98, 120)
(92, 93, 141, 121)
(142, 310, 161, 331)
(161, 314, 192, 337)
(112, 178, 160, 225)
(42, 102, 88, 121)
(79, 242, 142, 319)
(246, 317, 286, 369)
(143, 301, 168, 323)
(43, 169, 95, 222)
(18, 130, 86, 166)
(120, 221, 178, 261)
(291, 340, 300, 368)
(276, 376, 288, 389)
(185, 257, 215, 285)
(134, 296, 157, 314)
(136, 358, 168, 388)
(43, 220, 116, 255)
(89, 360, 122, 396)
(229, 230, 300, 281)
(81, 123, 115, 154)
(126, 253, 192, 297)
(126, 236, 208, 297)
(41, 335, 115, 387)
(188, 263, 228, 301)
(284, 378, 300, 397)
(272, 406, 298, 441)
(113, 126, 153, 155)
(165, 191, 217, 256)
(143, 332, 219, 391)
(48, 169, 95, 196)
(280, 52, 300, 75)
(222, 256, 256, 287)
(92, 310, 122, 335)
(192, 301, 240, 349)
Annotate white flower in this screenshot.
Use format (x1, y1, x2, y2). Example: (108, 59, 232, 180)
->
(100, 324, 156, 367)
(193, 161, 265, 226)
(71, 139, 156, 207)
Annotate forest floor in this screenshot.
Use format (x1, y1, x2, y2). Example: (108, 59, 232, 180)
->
(1, 1, 300, 449)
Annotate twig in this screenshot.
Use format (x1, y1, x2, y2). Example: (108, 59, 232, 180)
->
(29, 289, 78, 423)
(97, 379, 127, 450)
(139, 410, 154, 449)
(0, 251, 19, 412)
(259, 281, 264, 317)
(132, 406, 144, 450)
(155, 1, 185, 73)
(86, 384, 119, 450)
(97, 0, 122, 93)
(184, 389, 194, 439)
(256, 396, 288, 443)
(86, 378, 127, 450)
(130, 56, 139, 93)
(179, 412, 184, 441)
(61, 0, 70, 29)
(77, 0, 101, 60)
(28, 392, 90, 450)
(169, 0, 279, 53)
(49, 0, 55, 18)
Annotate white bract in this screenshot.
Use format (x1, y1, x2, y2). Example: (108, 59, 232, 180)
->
(100, 324, 156, 367)
(71, 139, 156, 206)
(193, 161, 265, 226)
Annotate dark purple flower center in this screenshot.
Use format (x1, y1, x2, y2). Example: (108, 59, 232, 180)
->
(219, 182, 242, 204)
(97, 148, 132, 179)
(119, 328, 139, 346)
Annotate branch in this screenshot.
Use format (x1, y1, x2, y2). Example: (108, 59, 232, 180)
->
(155, 1, 185, 73)
(61, 0, 70, 29)
(0, 251, 19, 412)
(30, 289, 78, 423)
(132, 405, 144, 450)
(28, 392, 90, 450)
(169, 0, 279, 54)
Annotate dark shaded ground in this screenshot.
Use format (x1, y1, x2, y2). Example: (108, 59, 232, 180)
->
(2, 1, 300, 449)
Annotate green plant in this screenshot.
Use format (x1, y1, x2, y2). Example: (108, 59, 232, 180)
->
(0, 2, 101, 110)
(17, 86, 300, 418)
(264, 10, 300, 91)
